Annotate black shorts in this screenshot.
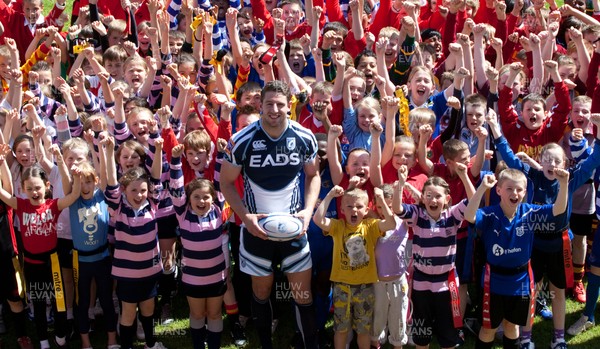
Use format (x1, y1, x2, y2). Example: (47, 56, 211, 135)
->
(531, 248, 566, 289)
(455, 237, 469, 283)
(570, 213, 595, 238)
(57, 238, 73, 268)
(157, 214, 179, 240)
(182, 280, 227, 298)
(487, 293, 531, 328)
(239, 227, 311, 277)
(410, 290, 460, 348)
(116, 277, 159, 303)
(0, 253, 22, 302)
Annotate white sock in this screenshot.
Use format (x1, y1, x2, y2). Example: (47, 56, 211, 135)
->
(40, 340, 50, 349)
(55, 336, 66, 346)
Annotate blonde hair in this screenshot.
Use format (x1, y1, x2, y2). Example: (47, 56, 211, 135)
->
(354, 96, 381, 115)
(378, 27, 400, 41)
(408, 108, 436, 134)
(497, 168, 527, 187)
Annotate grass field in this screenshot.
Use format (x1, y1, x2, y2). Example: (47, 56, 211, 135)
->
(31, 0, 600, 348)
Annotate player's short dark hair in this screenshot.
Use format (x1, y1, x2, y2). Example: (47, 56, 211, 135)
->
(261, 81, 291, 103)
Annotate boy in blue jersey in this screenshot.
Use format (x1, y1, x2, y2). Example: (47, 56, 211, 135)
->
(464, 168, 570, 349)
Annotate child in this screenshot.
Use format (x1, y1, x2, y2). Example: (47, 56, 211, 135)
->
(313, 186, 396, 349)
(68, 161, 118, 349)
(488, 110, 600, 349)
(392, 163, 475, 349)
(342, 96, 385, 152)
(371, 184, 409, 349)
(499, 61, 571, 160)
(464, 168, 569, 349)
(169, 144, 228, 349)
(102, 135, 166, 349)
(0, 162, 81, 349)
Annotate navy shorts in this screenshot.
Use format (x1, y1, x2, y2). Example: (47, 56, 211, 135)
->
(411, 289, 460, 348)
(531, 248, 567, 289)
(182, 280, 227, 298)
(487, 293, 531, 328)
(116, 277, 159, 303)
(57, 238, 74, 268)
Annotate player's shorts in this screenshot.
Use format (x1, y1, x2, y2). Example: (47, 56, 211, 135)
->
(570, 213, 595, 238)
(531, 248, 567, 289)
(57, 238, 73, 268)
(455, 237, 469, 283)
(116, 277, 158, 303)
(239, 227, 312, 277)
(488, 293, 531, 328)
(0, 253, 22, 302)
(157, 214, 179, 239)
(332, 282, 374, 333)
(182, 280, 227, 298)
(411, 289, 460, 348)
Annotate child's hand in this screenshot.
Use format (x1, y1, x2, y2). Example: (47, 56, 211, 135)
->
(554, 168, 569, 183)
(370, 122, 383, 136)
(332, 52, 346, 70)
(91, 21, 108, 36)
(401, 17, 416, 37)
(382, 96, 399, 114)
(375, 37, 388, 58)
(490, 38, 503, 52)
(72, 68, 86, 86)
(322, 31, 337, 50)
(91, 117, 104, 132)
(159, 75, 172, 90)
(529, 32, 541, 49)
(548, 22, 559, 38)
(571, 128, 584, 141)
(217, 138, 228, 153)
(148, 119, 158, 134)
(485, 150, 494, 160)
(157, 106, 171, 128)
(472, 23, 486, 38)
(418, 124, 433, 141)
(348, 176, 361, 189)
(83, 129, 95, 144)
(112, 86, 125, 100)
(253, 16, 265, 33)
(221, 101, 236, 122)
(568, 27, 583, 41)
(329, 125, 343, 139)
(449, 43, 463, 56)
(485, 108, 499, 127)
(543, 60, 558, 73)
(446, 96, 461, 110)
(22, 103, 37, 117)
(456, 33, 470, 47)
(403, 1, 416, 17)
(481, 174, 497, 189)
(172, 144, 185, 158)
(29, 71, 39, 85)
(122, 41, 138, 57)
(49, 144, 63, 161)
(154, 138, 164, 153)
(4, 38, 17, 52)
(328, 185, 344, 198)
(495, 1, 507, 20)
(397, 165, 408, 186)
(365, 32, 376, 50)
(100, 136, 115, 153)
(507, 32, 519, 43)
(474, 126, 488, 140)
(455, 67, 471, 80)
(590, 114, 600, 126)
(225, 7, 238, 27)
(509, 62, 523, 77)
(455, 162, 468, 177)
(0, 144, 11, 158)
(519, 36, 531, 52)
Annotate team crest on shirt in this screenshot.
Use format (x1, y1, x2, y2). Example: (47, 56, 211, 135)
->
(515, 226, 525, 237)
(287, 137, 296, 150)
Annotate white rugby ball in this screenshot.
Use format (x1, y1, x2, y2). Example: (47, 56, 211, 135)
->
(258, 213, 304, 241)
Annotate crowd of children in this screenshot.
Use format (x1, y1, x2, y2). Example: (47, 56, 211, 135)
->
(1, 0, 600, 348)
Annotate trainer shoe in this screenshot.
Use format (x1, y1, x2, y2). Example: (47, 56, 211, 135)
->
(573, 281, 586, 304)
(160, 304, 174, 325)
(567, 315, 595, 336)
(17, 336, 34, 349)
(144, 342, 167, 349)
(231, 321, 247, 347)
(549, 339, 567, 349)
(519, 341, 535, 349)
(536, 298, 553, 320)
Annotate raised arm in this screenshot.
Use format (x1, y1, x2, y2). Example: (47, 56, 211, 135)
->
(417, 125, 434, 175)
(392, 165, 408, 215)
(369, 122, 384, 187)
(464, 174, 496, 223)
(327, 125, 345, 185)
(57, 167, 81, 211)
(552, 168, 570, 216)
(313, 185, 343, 231)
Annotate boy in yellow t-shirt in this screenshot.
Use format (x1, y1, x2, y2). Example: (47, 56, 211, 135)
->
(313, 186, 396, 349)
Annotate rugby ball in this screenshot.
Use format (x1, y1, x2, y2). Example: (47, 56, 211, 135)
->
(258, 213, 304, 241)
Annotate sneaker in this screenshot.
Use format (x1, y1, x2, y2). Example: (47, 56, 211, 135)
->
(136, 318, 145, 341)
(52, 336, 69, 349)
(463, 317, 481, 337)
(536, 298, 553, 320)
(549, 339, 567, 349)
(17, 336, 34, 349)
(144, 342, 167, 349)
(567, 315, 595, 336)
(107, 345, 121, 349)
(456, 329, 465, 346)
(160, 304, 174, 325)
(520, 341, 535, 349)
(572, 281, 586, 304)
(231, 321, 247, 347)
(271, 319, 279, 334)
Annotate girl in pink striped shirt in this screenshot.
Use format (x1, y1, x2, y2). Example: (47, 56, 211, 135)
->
(168, 144, 228, 349)
(101, 135, 166, 349)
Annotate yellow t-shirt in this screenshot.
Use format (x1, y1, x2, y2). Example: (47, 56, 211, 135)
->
(326, 218, 381, 285)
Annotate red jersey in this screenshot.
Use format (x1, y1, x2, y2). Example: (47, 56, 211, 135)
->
(16, 198, 61, 264)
